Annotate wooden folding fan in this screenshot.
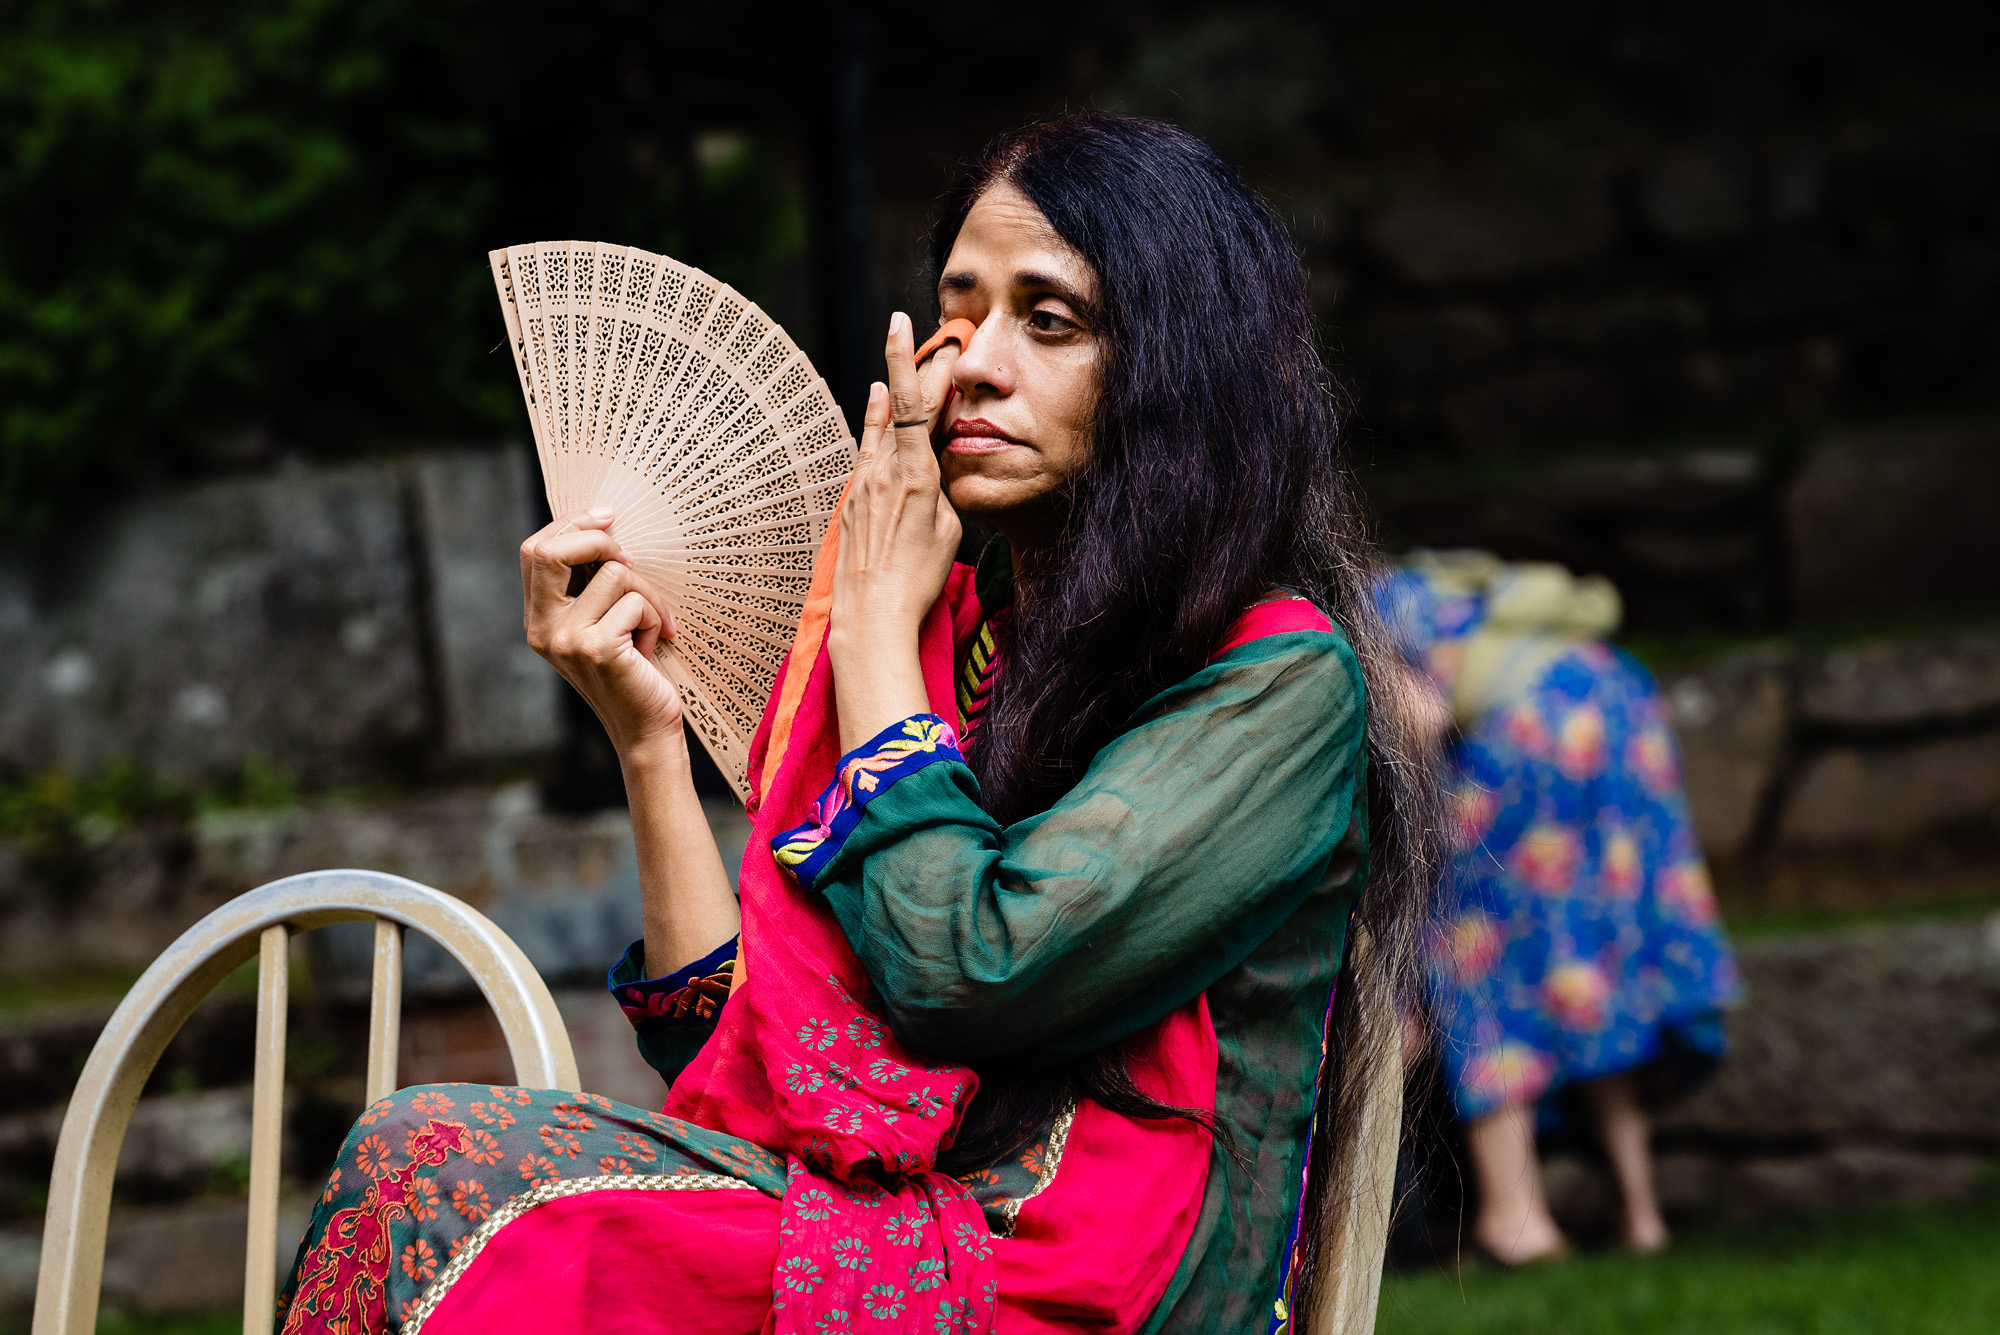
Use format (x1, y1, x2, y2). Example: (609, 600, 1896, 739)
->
(488, 242, 855, 803)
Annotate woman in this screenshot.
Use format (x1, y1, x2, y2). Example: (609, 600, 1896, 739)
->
(280, 114, 1440, 1335)
(1380, 551, 1740, 1263)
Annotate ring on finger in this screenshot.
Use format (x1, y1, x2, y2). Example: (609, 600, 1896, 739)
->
(892, 417, 929, 429)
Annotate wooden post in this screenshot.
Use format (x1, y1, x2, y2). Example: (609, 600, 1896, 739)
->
(243, 924, 289, 1335)
(365, 918, 405, 1105)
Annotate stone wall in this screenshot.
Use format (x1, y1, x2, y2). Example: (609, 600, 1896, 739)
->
(10, 893, 1997, 1317)
(2, 440, 1997, 1314)
(0, 448, 560, 789)
(0, 781, 749, 987)
(0, 772, 752, 1320)
(1331, 141, 1998, 465)
(1378, 420, 2000, 637)
(1665, 628, 2000, 859)
(1536, 914, 2000, 1234)
(1370, 419, 2000, 866)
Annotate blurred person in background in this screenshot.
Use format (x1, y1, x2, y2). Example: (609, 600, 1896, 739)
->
(1380, 552, 1741, 1264)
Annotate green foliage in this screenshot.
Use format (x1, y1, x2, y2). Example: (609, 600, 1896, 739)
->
(203, 1151, 252, 1196)
(0, 756, 296, 903)
(0, 0, 813, 532)
(1379, 1190, 2000, 1334)
(0, 0, 511, 529)
(0, 960, 144, 1012)
(193, 751, 297, 813)
(0, 761, 181, 899)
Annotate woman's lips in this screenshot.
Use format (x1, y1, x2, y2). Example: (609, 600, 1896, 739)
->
(944, 418, 1024, 454)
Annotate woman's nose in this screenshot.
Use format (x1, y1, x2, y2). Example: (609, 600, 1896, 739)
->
(951, 321, 1012, 397)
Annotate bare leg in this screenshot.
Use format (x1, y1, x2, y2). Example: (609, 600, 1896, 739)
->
(1465, 1101, 1568, 1264)
(1581, 1073, 1669, 1252)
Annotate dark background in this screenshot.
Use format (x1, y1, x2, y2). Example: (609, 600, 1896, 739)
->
(6, 0, 1995, 635)
(2, 7, 1999, 1308)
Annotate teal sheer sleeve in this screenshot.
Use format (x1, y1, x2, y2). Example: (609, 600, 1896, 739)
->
(797, 630, 1369, 1065)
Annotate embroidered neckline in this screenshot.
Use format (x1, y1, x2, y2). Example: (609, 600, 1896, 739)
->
(957, 614, 1005, 743)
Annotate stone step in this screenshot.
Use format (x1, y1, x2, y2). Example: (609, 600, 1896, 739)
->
(1, 785, 751, 994)
(0, 1193, 317, 1321)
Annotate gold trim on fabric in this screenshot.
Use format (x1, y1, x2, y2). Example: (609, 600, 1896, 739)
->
(997, 1100, 1077, 1238)
(402, 1172, 753, 1333)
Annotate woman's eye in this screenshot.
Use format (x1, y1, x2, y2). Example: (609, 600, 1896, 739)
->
(1027, 308, 1075, 334)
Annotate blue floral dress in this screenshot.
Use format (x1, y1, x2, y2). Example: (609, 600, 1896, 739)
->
(1379, 565, 1742, 1120)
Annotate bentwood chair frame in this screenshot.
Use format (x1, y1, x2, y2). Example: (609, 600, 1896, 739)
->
(31, 869, 581, 1335)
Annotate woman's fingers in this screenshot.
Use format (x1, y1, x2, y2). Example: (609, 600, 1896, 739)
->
(569, 555, 645, 625)
(597, 589, 664, 662)
(854, 381, 889, 466)
(538, 528, 631, 571)
(519, 507, 616, 573)
(515, 505, 685, 753)
(521, 528, 629, 617)
(523, 506, 614, 545)
(882, 312, 932, 461)
(917, 340, 962, 421)
(567, 560, 671, 662)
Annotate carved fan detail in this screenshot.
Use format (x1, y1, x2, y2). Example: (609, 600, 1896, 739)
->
(490, 242, 856, 803)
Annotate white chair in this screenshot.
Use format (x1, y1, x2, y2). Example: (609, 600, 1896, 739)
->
(31, 869, 580, 1335)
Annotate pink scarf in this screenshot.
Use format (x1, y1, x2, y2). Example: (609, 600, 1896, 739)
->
(663, 565, 1221, 1333)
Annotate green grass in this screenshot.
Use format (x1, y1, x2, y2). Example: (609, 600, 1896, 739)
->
(1378, 1194, 2000, 1335)
(1620, 609, 2000, 677)
(0, 962, 146, 1014)
(28, 1196, 2000, 1335)
(1718, 882, 2000, 941)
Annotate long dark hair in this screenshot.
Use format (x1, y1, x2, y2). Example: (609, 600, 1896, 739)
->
(928, 113, 1444, 1311)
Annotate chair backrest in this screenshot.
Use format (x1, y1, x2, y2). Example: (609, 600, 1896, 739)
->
(32, 869, 581, 1335)
(1306, 926, 1405, 1335)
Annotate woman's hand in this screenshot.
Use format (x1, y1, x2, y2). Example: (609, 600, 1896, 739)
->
(524, 510, 740, 976)
(828, 313, 963, 750)
(521, 509, 682, 763)
(916, 327, 963, 427)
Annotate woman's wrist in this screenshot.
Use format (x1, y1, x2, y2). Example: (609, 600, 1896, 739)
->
(829, 636, 930, 753)
(827, 612, 923, 660)
(619, 724, 694, 784)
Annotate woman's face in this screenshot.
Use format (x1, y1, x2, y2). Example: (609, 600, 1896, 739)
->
(936, 182, 1100, 539)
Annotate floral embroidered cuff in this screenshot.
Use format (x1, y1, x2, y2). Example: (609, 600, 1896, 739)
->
(771, 713, 965, 890)
(608, 936, 739, 1030)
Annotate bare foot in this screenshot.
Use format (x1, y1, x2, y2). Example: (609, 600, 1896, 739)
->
(1625, 1214, 1670, 1254)
(1472, 1216, 1571, 1266)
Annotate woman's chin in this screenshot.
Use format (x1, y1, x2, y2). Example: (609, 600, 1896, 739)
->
(944, 475, 1051, 519)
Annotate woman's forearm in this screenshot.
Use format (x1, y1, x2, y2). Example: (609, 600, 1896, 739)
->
(825, 319, 963, 754)
(622, 732, 740, 978)
(829, 621, 932, 753)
